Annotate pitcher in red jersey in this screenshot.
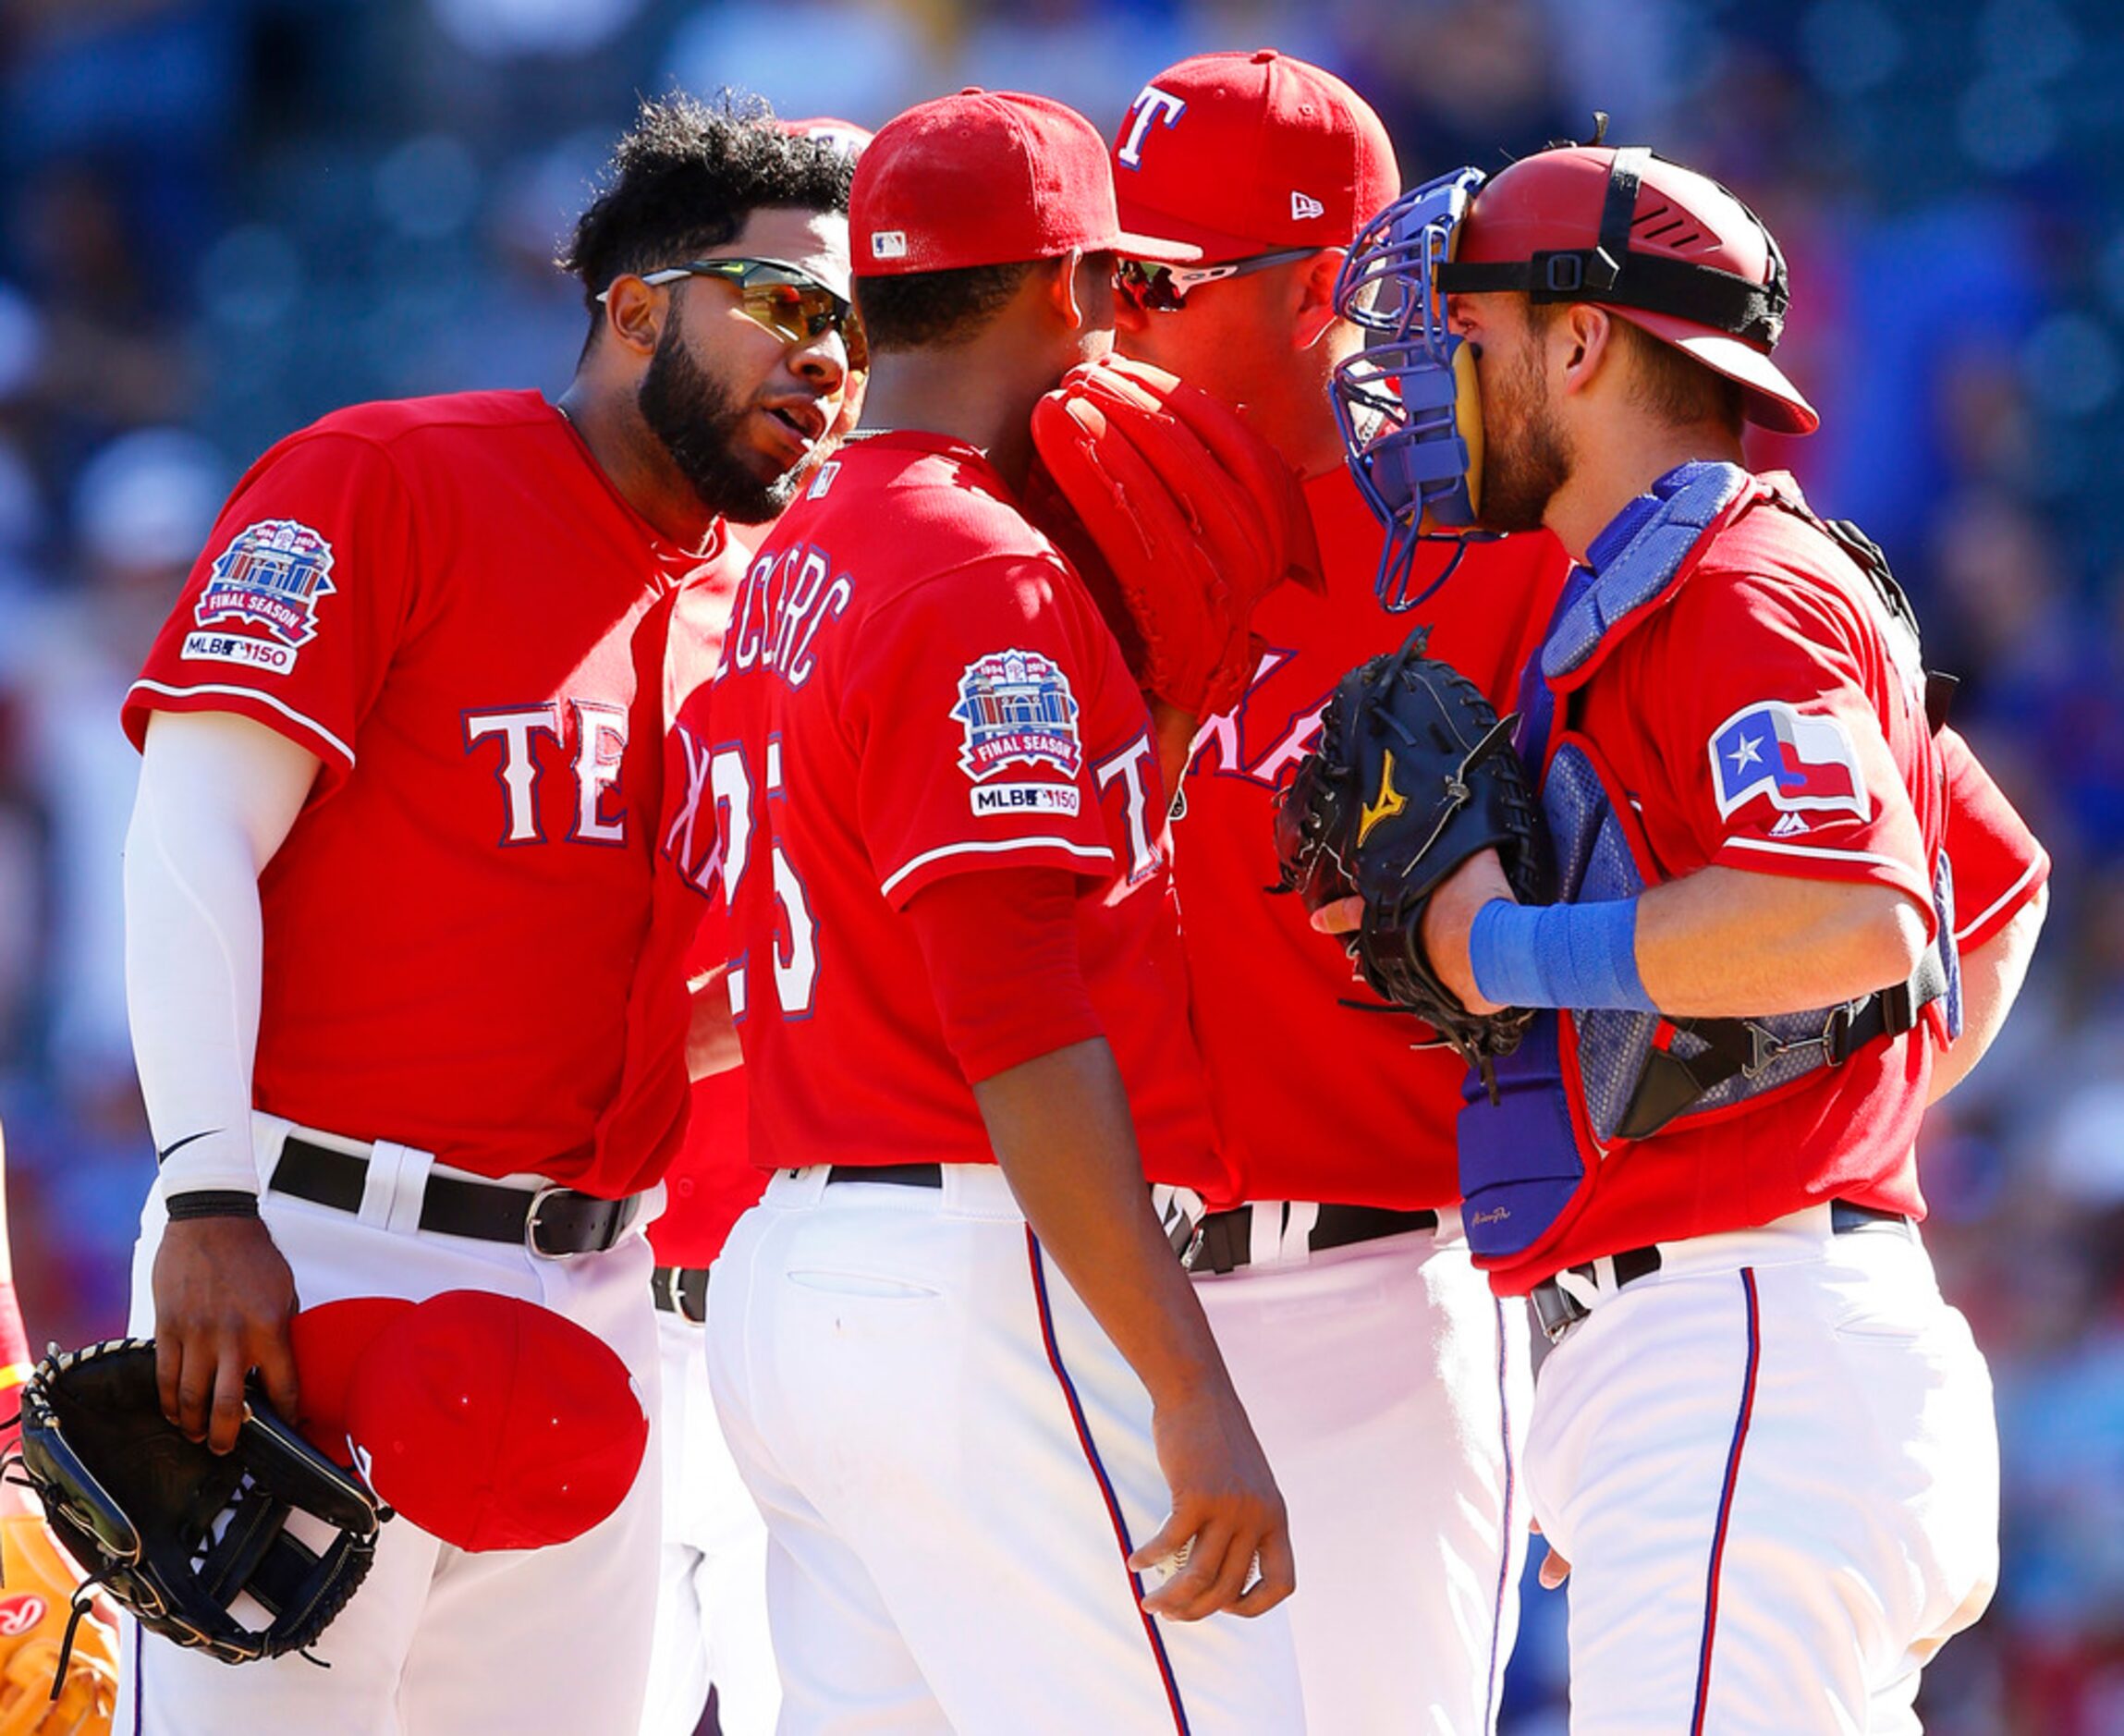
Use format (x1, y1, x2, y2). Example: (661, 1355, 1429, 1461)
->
(116, 98, 857, 1734)
(685, 90, 1302, 1733)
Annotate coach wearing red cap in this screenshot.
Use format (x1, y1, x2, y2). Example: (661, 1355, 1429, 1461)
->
(1106, 49, 1569, 1734)
(690, 90, 1301, 1731)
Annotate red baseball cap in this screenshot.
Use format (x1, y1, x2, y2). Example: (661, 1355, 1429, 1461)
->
(853, 89, 1199, 277)
(323, 1290, 649, 1553)
(1110, 50, 1400, 262)
(289, 1295, 417, 1461)
(1455, 146, 1818, 434)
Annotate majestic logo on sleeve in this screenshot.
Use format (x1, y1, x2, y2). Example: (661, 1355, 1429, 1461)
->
(1709, 700, 1870, 821)
(952, 650, 1082, 781)
(185, 519, 336, 672)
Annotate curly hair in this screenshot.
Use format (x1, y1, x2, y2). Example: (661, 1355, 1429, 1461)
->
(559, 92, 854, 317)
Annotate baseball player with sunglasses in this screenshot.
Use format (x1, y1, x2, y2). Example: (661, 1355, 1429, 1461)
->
(116, 101, 857, 1733)
(1107, 51, 1570, 1731)
(1324, 134, 2047, 1730)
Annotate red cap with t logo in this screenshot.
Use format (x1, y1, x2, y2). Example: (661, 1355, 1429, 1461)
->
(854, 89, 1201, 276)
(1110, 49, 1400, 262)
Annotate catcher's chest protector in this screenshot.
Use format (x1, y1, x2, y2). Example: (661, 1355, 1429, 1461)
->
(1456, 463, 1959, 1263)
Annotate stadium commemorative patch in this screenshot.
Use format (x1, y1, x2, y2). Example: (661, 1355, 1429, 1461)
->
(952, 650, 1083, 804)
(1709, 699, 1869, 822)
(181, 518, 336, 675)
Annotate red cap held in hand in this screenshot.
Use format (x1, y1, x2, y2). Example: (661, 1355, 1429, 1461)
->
(1110, 49, 1400, 262)
(854, 89, 1200, 277)
(289, 1296, 415, 1461)
(290, 1290, 648, 1553)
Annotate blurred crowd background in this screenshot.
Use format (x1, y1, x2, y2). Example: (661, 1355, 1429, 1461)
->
(0, 0, 2116, 1728)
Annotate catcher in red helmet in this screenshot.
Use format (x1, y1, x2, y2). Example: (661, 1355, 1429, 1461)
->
(1319, 131, 2049, 1730)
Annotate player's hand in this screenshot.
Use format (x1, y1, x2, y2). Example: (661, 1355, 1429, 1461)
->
(685, 965, 741, 1081)
(1130, 1388, 1295, 1621)
(1419, 848, 1513, 1016)
(1531, 1516, 1570, 1589)
(1310, 851, 1514, 1016)
(1310, 895, 1362, 936)
(152, 1214, 300, 1454)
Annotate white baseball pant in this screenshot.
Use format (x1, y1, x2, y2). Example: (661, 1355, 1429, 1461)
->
(1191, 1207, 1532, 1735)
(115, 1114, 664, 1736)
(640, 1298, 779, 1736)
(707, 1163, 1305, 1734)
(1524, 1204, 1998, 1734)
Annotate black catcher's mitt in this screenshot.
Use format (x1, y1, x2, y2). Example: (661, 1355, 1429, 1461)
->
(1274, 633, 1547, 1088)
(16, 1339, 385, 1668)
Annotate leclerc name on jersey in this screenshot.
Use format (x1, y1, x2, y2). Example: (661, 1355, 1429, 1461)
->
(721, 542, 853, 691)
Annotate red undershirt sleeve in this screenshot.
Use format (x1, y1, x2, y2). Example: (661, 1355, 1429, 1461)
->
(901, 866, 1104, 1084)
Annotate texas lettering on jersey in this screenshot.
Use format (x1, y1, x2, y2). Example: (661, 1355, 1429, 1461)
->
(462, 700, 631, 847)
(1186, 644, 1336, 793)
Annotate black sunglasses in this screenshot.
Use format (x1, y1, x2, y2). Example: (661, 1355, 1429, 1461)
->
(601, 256, 866, 370)
(1115, 247, 1322, 313)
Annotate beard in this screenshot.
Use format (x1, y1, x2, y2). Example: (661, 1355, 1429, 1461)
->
(1474, 337, 1570, 535)
(637, 306, 802, 525)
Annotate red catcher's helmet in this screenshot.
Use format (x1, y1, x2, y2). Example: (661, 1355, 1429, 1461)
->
(1440, 145, 1817, 434)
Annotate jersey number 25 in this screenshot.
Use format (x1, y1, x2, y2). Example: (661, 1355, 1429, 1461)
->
(712, 738, 819, 1020)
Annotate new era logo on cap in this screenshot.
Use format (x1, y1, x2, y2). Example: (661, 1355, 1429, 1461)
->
(871, 230, 908, 260)
(1291, 190, 1324, 221)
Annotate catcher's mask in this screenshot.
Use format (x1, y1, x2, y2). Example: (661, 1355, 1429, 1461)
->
(1332, 124, 1815, 610)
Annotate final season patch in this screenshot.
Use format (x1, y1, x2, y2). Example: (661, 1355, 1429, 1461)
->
(952, 650, 1082, 781)
(1709, 699, 1869, 821)
(192, 519, 337, 651)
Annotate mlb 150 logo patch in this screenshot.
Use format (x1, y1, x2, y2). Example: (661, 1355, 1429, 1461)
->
(952, 650, 1082, 781)
(193, 518, 337, 649)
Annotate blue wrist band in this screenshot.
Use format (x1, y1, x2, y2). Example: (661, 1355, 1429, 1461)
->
(1468, 899, 1657, 1013)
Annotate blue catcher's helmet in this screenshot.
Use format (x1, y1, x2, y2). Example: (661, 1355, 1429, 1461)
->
(1332, 166, 1490, 612)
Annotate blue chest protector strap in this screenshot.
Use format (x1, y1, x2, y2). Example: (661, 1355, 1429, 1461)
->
(1459, 462, 1959, 1260)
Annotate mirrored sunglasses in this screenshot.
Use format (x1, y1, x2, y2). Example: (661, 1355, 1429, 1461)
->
(602, 256, 867, 370)
(1115, 247, 1322, 313)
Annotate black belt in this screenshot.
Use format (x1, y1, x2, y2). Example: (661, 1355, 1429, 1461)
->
(652, 1265, 710, 1324)
(814, 1165, 1198, 1262)
(268, 1136, 645, 1256)
(820, 1164, 943, 1188)
(1529, 1200, 1914, 1345)
(1186, 1203, 1441, 1276)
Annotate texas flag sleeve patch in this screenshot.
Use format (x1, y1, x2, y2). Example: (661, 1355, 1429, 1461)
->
(1708, 699, 1870, 822)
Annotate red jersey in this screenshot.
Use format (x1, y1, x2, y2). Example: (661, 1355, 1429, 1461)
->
(1486, 474, 1952, 1290)
(1173, 468, 1571, 1208)
(649, 556, 761, 1270)
(1937, 726, 2049, 950)
(669, 430, 1225, 1194)
(124, 390, 713, 1196)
